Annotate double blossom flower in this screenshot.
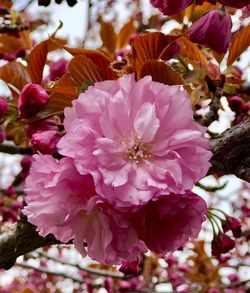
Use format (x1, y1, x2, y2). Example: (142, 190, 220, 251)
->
(24, 74, 212, 264)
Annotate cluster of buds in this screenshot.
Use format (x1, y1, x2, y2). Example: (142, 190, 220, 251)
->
(164, 255, 191, 292)
(228, 96, 250, 125)
(208, 209, 242, 259)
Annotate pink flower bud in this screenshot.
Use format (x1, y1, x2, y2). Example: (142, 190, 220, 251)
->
(228, 273, 240, 284)
(228, 96, 245, 114)
(188, 10, 232, 54)
(20, 155, 33, 171)
(49, 58, 67, 81)
(150, 0, 194, 15)
(218, 0, 250, 8)
(165, 255, 178, 266)
(222, 216, 242, 238)
(211, 232, 235, 257)
(18, 83, 49, 119)
(0, 96, 8, 119)
(119, 260, 140, 276)
(31, 130, 61, 154)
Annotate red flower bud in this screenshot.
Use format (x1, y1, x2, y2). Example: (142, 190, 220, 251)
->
(211, 232, 235, 257)
(188, 10, 232, 54)
(49, 58, 67, 81)
(228, 96, 245, 114)
(150, 0, 194, 15)
(18, 83, 49, 119)
(222, 216, 242, 238)
(119, 260, 140, 276)
(0, 96, 8, 119)
(218, 0, 250, 8)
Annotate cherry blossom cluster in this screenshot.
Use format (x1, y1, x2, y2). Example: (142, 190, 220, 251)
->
(23, 74, 212, 264)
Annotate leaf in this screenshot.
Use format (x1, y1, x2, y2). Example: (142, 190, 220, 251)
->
(140, 60, 184, 85)
(227, 25, 250, 66)
(0, 35, 24, 54)
(117, 19, 136, 48)
(64, 47, 118, 80)
(47, 73, 79, 96)
(100, 21, 117, 54)
(178, 37, 208, 67)
(131, 32, 180, 76)
(5, 120, 29, 147)
(37, 55, 104, 119)
(67, 55, 105, 86)
(0, 61, 31, 93)
(27, 38, 67, 84)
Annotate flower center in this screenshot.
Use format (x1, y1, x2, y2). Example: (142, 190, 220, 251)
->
(125, 138, 152, 164)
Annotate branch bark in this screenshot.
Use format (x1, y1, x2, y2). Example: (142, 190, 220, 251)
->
(0, 119, 250, 270)
(0, 215, 59, 270)
(209, 117, 250, 182)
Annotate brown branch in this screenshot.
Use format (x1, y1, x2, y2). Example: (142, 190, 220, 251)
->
(0, 144, 32, 155)
(38, 252, 125, 279)
(16, 261, 86, 284)
(209, 117, 250, 182)
(0, 215, 59, 270)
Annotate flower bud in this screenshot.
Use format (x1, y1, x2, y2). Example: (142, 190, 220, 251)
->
(150, 0, 194, 16)
(18, 83, 49, 119)
(222, 216, 242, 238)
(49, 58, 67, 81)
(228, 96, 245, 114)
(0, 96, 8, 119)
(119, 260, 140, 276)
(188, 10, 232, 54)
(31, 130, 61, 154)
(218, 0, 250, 8)
(211, 232, 235, 257)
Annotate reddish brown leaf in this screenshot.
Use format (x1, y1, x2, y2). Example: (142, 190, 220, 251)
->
(227, 25, 250, 66)
(67, 55, 105, 86)
(117, 19, 136, 48)
(100, 21, 117, 54)
(27, 38, 67, 84)
(37, 55, 106, 119)
(178, 37, 208, 67)
(0, 35, 24, 54)
(131, 32, 179, 75)
(140, 60, 184, 85)
(64, 47, 118, 80)
(0, 61, 31, 93)
(47, 73, 79, 96)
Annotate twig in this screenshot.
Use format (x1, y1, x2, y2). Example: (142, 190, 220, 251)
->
(38, 252, 125, 279)
(16, 261, 85, 284)
(0, 144, 32, 155)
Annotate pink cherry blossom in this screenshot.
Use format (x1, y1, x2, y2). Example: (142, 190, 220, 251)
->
(23, 154, 146, 264)
(132, 191, 207, 253)
(58, 74, 212, 209)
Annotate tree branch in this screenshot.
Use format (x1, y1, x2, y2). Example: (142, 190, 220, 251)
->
(0, 119, 250, 270)
(0, 144, 32, 155)
(0, 215, 59, 270)
(209, 117, 250, 182)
